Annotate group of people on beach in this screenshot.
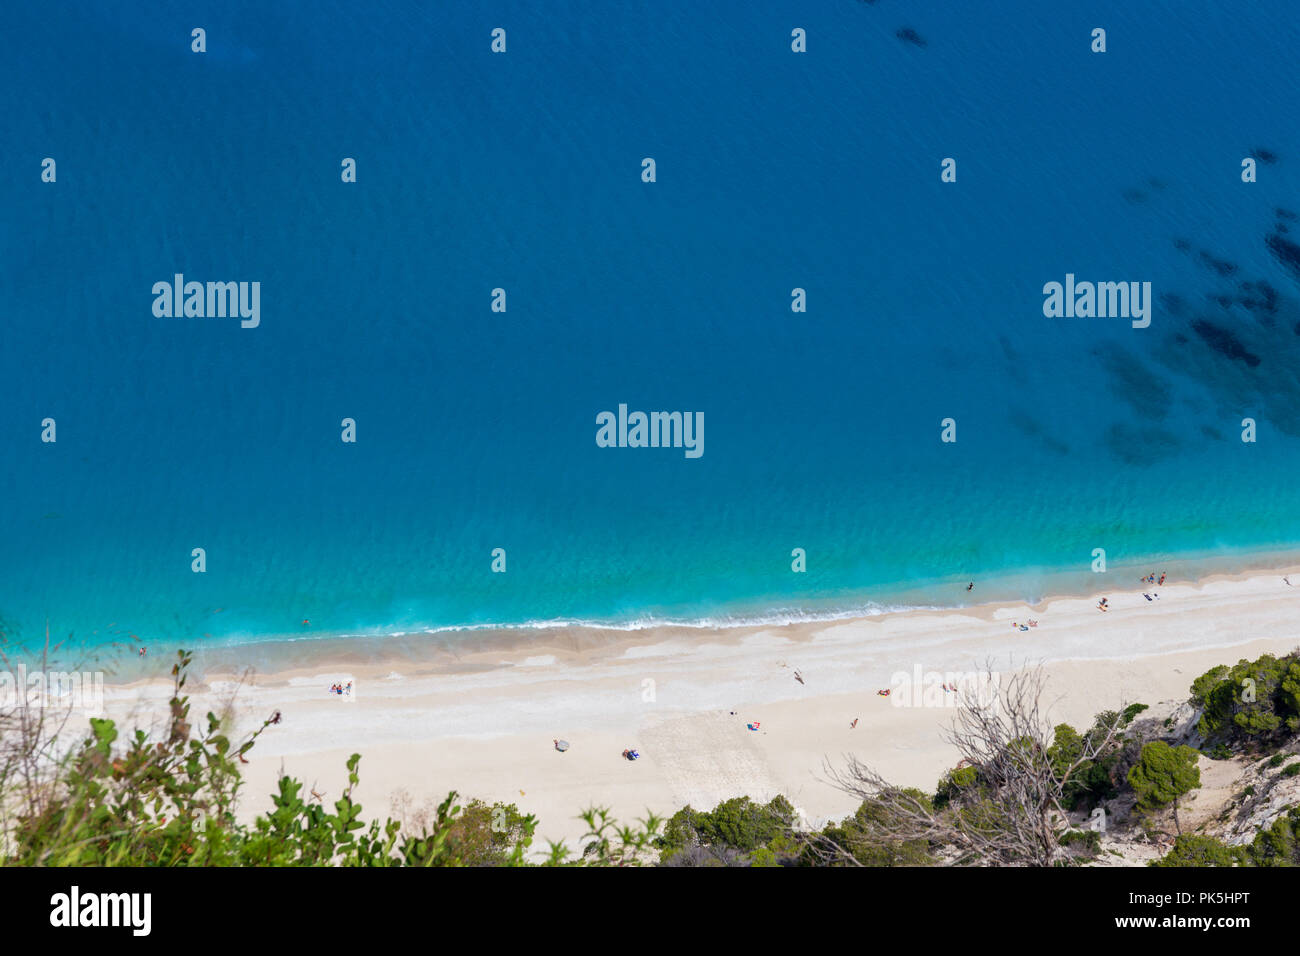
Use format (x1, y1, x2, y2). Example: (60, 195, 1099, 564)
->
(328, 680, 352, 696)
(1097, 571, 1168, 611)
(1139, 572, 1166, 604)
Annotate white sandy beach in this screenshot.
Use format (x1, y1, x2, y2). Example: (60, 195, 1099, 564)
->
(91, 568, 1300, 850)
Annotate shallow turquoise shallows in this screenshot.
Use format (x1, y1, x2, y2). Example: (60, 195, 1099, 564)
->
(3, 0, 1300, 655)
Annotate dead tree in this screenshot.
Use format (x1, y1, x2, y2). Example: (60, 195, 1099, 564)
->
(819, 662, 1127, 866)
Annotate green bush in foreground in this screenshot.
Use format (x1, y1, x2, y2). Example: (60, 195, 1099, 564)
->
(1152, 834, 1247, 867)
(0, 651, 661, 867)
(5, 647, 1296, 868)
(809, 790, 936, 867)
(1154, 807, 1300, 867)
(657, 795, 798, 865)
(1127, 742, 1201, 834)
(1047, 711, 1133, 812)
(1191, 651, 1300, 748)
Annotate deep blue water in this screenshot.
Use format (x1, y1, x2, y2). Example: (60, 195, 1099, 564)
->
(3, 1, 1300, 654)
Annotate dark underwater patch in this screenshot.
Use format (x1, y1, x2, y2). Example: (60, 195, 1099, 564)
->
(1200, 424, 1224, 441)
(1104, 423, 1180, 466)
(1007, 409, 1069, 455)
(1252, 148, 1279, 165)
(1267, 231, 1300, 279)
(1160, 292, 1188, 316)
(998, 334, 1020, 364)
(1095, 348, 1173, 421)
(896, 27, 927, 47)
(1197, 250, 1238, 277)
(1237, 279, 1279, 316)
(1277, 207, 1298, 221)
(1189, 319, 1261, 367)
(1172, 237, 1191, 253)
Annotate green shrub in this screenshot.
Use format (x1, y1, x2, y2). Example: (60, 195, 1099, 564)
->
(1243, 808, 1300, 866)
(0, 650, 665, 867)
(1192, 652, 1300, 748)
(933, 764, 980, 809)
(1120, 703, 1150, 725)
(1128, 742, 1201, 833)
(658, 795, 796, 864)
(808, 791, 935, 866)
(1059, 829, 1101, 852)
(1152, 834, 1246, 867)
(1047, 715, 1126, 811)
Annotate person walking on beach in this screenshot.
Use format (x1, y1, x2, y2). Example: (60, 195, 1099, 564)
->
(1158, 572, 1166, 586)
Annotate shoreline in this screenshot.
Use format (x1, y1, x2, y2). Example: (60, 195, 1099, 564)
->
(34, 547, 1300, 685)
(114, 557, 1300, 683)
(71, 561, 1300, 848)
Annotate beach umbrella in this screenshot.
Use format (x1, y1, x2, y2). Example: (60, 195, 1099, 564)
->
(555, 739, 570, 752)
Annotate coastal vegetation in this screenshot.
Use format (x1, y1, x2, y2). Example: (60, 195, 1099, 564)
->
(1127, 742, 1201, 834)
(0, 651, 667, 866)
(1152, 808, 1300, 867)
(1190, 651, 1300, 748)
(2, 649, 1298, 867)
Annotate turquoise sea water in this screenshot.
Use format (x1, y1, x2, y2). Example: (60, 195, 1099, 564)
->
(3, 1, 1300, 657)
